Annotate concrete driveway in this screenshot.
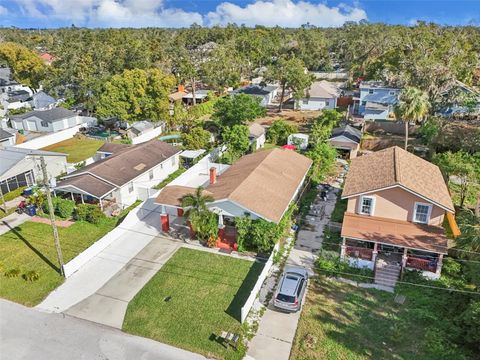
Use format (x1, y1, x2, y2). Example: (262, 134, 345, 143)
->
(1, 299, 205, 360)
(66, 235, 182, 328)
(0, 212, 30, 236)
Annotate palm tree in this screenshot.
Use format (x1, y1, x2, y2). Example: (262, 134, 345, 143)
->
(394, 86, 430, 150)
(181, 186, 214, 218)
(181, 186, 216, 241)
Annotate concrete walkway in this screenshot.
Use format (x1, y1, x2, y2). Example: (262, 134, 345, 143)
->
(37, 209, 164, 313)
(0, 212, 30, 236)
(1, 299, 205, 360)
(247, 183, 340, 360)
(66, 235, 182, 328)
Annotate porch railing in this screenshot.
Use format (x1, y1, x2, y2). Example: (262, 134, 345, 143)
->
(406, 257, 437, 273)
(346, 246, 373, 261)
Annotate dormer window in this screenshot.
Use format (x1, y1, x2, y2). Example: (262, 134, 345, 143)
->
(414, 202, 432, 224)
(359, 196, 375, 216)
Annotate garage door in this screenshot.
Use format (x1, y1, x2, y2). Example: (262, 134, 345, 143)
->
(27, 119, 38, 131)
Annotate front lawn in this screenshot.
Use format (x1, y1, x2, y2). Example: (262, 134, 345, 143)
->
(0, 209, 136, 306)
(42, 137, 104, 163)
(123, 248, 264, 360)
(291, 276, 477, 360)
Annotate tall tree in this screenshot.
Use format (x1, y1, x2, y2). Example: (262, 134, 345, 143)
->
(264, 56, 313, 112)
(222, 125, 250, 161)
(212, 94, 266, 127)
(394, 86, 430, 150)
(0, 42, 45, 89)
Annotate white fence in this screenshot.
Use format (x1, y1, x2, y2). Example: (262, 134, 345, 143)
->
(15, 117, 97, 150)
(240, 241, 280, 323)
(131, 126, 163, 145)
(62, 191, 161, 277)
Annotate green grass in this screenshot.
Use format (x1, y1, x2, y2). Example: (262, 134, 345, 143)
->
(123, 248, 265, 360)
(291, 277, 476, 360)
(0, 203, 139, 306)
(42, 137, 104, 163)
(257, 142, 279, 151)
(3, 186, 26, 202)
(330, 191, 347, 223)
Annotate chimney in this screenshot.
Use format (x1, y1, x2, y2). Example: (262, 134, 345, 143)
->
(178, 84, 185, 93)
(209, 167, 217, 184)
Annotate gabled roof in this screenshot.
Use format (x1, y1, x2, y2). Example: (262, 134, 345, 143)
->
(130, 120, 154, 136)
(32, 91, 57, 109)
(231, 85, 277, 96)
(61, 140, 180, 188)
(97, 142, 130, 154)
(11, 108, 76, 123)
(330, 125, 361, 144)
(7, 90, 31, 103)
(248, 123, 265, 138)
(0, 147, 66, 176)
(306, 80, 341, 98)
(363, 93, 398, 105)
(342, 146, 454, 212)
(0, 128, 15, 141)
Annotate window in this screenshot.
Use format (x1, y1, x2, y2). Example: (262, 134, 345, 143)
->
(302, 99, 309, 105)
(41, 121, 48, 127)
(361, 101, 367, 106)
(389, 91, 395, 95)
(368, 89, 374, 94)
(359, 196, 375, 216)
(149, 170, 154, 180)
(414, 203, 432, 224)
(128, 182, 134, 193)
(171, 156, 176, 166)
(325, 101, 330, 106)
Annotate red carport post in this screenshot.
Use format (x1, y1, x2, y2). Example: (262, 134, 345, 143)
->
(160, 205, 170, 232)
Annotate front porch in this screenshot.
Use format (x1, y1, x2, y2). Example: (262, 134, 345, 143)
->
(53, 187, 121, 216)
(341, 238, 444, 280)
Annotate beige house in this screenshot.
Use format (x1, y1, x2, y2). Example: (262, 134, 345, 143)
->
(340, 146, 456, 284)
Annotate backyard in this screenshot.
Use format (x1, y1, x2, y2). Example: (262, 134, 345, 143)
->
(123, 247, 265, 360)
(42, 137, 104, 163)
(0, 204, 138, 306)
(291, 276, 477, 360)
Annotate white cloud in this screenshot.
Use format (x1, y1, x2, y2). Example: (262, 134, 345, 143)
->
(8, 0, 367, 28)
(206, 0, 367, 27)
(0, 5, 8, 16)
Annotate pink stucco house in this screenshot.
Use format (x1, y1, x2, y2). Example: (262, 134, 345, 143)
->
(340, 146, 457, 285)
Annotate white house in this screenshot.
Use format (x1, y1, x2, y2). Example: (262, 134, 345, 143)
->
(55, 140, 181, 210)
(230, 85, 279, 107)
(248, 123, 266, 150)
(31, 91, 59, 110)
(297, 80, 341, 111)
(0, 128, 16, 148)
(356, 81, 400, 121)
(0, 147, 67, 195)
(10, 108, 95, 133)
(287, 133, 309, 150)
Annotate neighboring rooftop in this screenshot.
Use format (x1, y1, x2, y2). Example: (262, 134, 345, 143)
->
(231, 85, 277, 96)
(360, 81, 399, 90)
(7, 90, 30, 103)
(32, 91, 57, 109)
(330, 125, 362, 144)
(363, 92, 398, 105)
(97, 142, 130, 154)
(11, 108, 77, 123)
(0, 128, 15, 141)
(248, 123, 265, 139)
(130, 120, 154, 136)
(306, 80, 341, 98)
(0, 147, 66, 176)
(342, 146, 454, 212)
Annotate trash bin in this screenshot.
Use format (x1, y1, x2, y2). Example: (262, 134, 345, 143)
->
(23, 187, 33, 196)
(25, 205, 37, 216)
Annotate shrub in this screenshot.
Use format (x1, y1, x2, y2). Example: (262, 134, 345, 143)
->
(55, 198, 75, 218)
(74, 204, 91, 221)
(316, 251, 374, 282)
(86, 206, 106, 224)
(4, 268, 21, 278)
(22, 270, 40, 282)
(42, 197, 59, 214)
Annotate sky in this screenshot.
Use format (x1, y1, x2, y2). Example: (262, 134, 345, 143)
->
(0, 0, 478, 29)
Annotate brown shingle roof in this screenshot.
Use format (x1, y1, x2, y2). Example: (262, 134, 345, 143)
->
(342, 146, 454, 212)
(341, 213, 448, 254)
(61, 140, 180, 187)
(307, 80, 341, 98)
(248, 123, 265, 138)
(56, 174, 115, 198)
(97, 142, 130, 154)
(155, 148, 312, 223)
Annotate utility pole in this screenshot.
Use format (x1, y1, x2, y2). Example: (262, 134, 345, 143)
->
(40, 156, 65, 277)
(0, 186, 6, 213)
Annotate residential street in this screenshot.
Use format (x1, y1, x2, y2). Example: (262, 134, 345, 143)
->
(247, 183, 340, 360)
(0, 299, 205, 360)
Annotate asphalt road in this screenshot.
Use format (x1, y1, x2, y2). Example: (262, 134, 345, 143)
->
(0, 300, 205, 360)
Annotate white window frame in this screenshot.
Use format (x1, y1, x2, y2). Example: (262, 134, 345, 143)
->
(128, 182, 134, 193)
(171, 156, 176, 166)
(149, 170, 154, 180)
(358, 195, 375, 216)
(413, 202, 432, 224)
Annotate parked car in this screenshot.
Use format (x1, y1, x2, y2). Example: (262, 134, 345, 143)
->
(273, 266, 308, 312)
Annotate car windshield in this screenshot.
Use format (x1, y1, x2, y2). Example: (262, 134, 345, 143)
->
(276, 293, 296, 303)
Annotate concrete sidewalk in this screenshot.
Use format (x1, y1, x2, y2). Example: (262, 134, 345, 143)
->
(247, 185, 340, 360)
(66, 235, 181, 328)
(37, 209, 163, 313)
(0, 212, 30, 236)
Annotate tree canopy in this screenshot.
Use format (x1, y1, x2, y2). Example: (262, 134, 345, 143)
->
(212, 94, 266, 127)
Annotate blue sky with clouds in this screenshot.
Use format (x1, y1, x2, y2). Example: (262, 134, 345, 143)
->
(0, 0, 477, 28)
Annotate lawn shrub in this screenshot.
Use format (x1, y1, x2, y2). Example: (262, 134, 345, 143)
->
(3, 186, 26, 202)
(86, 206, 106, 224)
(322, 226, 342, 251)
(55, 198, 75, 218)
(22, 270, 40, 282)
(42, 197, 59, 214)
(316, 251, 374, 282)
(74, 204, 91, 221)
(74, 203, 106, 224)
(4, 268, 20, 278)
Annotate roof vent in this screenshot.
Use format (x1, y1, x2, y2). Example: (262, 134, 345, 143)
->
(134, 163, 147, 171)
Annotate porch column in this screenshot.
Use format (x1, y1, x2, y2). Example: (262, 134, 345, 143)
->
(71, 192, 74, 201)
(160, 205, 170, 232)
(435, 254, 444, 277)
(402, 247, 408, 268)
(99, 198, 104, 211)
(340, 237, 346, 259)
(218, 212, 225, 241)
(81, 194, 84, 204)
(53, 190, 56, 197)
(372, 242, 378, 263)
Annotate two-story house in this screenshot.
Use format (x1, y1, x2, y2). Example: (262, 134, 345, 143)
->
(340, 146, 456, 285)
(356, 81, 400, 121)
